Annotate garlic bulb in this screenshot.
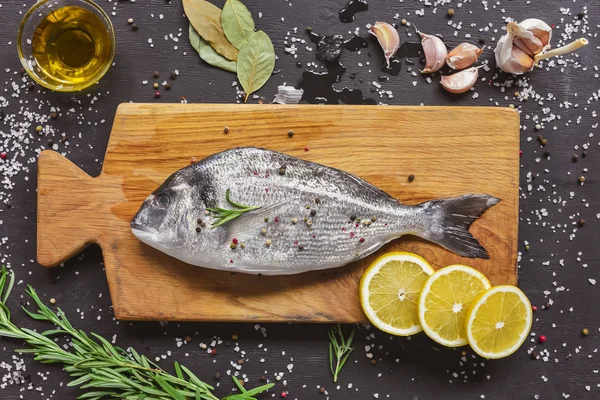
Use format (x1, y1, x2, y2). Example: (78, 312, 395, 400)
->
(369, 22, 400, 68)
(495, 18, 587, 75)
(419, 31, 447, 74)
(440, 66, 483, 94)
(446, 43, 484, 70)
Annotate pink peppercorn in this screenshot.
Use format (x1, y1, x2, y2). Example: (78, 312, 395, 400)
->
(519, 150, 523, 156)
(154, 91, 161, 98)
(232, 238, 238, 245)
(359, 237, 365, 243)
(304, 147, 309, 152)
(281, 392, 287, 399)
(211, 348, 217, 355)
(532, 305, 538, 311)
(0, 152, 6, 159)
(538, 335, 547, 343)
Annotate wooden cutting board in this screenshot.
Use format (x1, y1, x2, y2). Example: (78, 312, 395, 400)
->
(37, 104, 520, 322)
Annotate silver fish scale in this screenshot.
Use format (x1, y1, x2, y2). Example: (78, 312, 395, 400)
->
(192, 148, 424, 274)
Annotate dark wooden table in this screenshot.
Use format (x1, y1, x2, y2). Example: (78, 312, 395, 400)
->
(1, 1, 598, 399)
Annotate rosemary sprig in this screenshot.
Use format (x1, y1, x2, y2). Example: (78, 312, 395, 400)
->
(328, 324, 355, 383)
(0, 266, 273, 400)
(206, 189, 261, 228)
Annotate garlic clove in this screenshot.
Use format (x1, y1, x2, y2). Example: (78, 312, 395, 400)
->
(440, 66, 482, 94)
(513, 36, 544, 56)
(518, 18, 552, 48)
(494, 30, 535, 75)
(419, 32, 447, 73)
(369, 21, 400, 68)
(446, 43, 484, 70)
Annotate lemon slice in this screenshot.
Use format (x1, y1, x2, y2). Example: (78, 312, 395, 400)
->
(360, 252, 435, 336)
(465, 285, 533, 359)
(418, 264, 491, 347)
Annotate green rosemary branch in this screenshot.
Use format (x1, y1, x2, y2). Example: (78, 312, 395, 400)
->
(206, 189, 261, 228)
(328, 324, 355, 383)
(0, 266, 273, 400)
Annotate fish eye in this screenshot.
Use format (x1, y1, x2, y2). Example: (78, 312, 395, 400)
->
(155, 192, 171, 208)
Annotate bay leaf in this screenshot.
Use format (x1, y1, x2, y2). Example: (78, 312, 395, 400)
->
(237, 30, 275, 102)
(189, 24, 237, 73)
(182, 0, 238, 61)
(221, 0, 256, 50)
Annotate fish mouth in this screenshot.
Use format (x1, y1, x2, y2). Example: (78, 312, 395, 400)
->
(131, 223, 159, 246)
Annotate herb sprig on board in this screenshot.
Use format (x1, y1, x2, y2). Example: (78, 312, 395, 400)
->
(0, 267, 273, 400)
(207, 188, 261, 228)
(328, 324, 355, 383)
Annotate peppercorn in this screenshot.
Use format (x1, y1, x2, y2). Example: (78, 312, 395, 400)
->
(281, 392, 287, 399)
(315, 198, 321, 204)
(153, 82, 159, 89)
(525, 244, 530, 251)
(49, 298, 56, 304)
(298, 245, 304, 250)
(530, 351, 537, 360)
(288, 130, 294, 138)
(371, 359, 377, 365)
(408, 174, 415, 182)
(265, 239, 272, 246)
(537, 135, 547, 146)
(478, 38, 485, 44)
(185, 335, 192, 342)
(291, 217, 298, 224)
(350, 215, 356, 221)
(371, 216, 377, 222)
(310, 210, 316, 217)
(582, 151, 587, 158)
(128, 18, 134, 24)
(532, 305, 537, 311)
(195, 227, 201, 233)
(50, 112, 57, 120)
(231, 333, 238, 340)
(237, 359, 244, 365)
(26, 82, 35, 91)
(572, 154, 579, 162)
(230, 243, 237, 249)
(0, 153, 6, 160)
(154, 91, 160, 98)
(543, 150, 550, 158)
(224, 126, 229, 134)
(35, 125, 43, 133)
(447, 8, 454, 17)
(306, 220, 313, 226)
(578, 176, 585, 183)
(48, 139, 54, 146)
(214, 372, 221, 380)
(260, 228, 267, 236)
(164, 83, 171, 90)
(577, 12, 585, 19)
(401, 19, 407, 25)
(319, 387, 326, 394)
(131, 22, 139, 30)
(578, 218, 585, 227)
(170, 70, 178, 79)
(261, 375, 267, 382)
(538, 335, 547, 343)
(359, 237, 365, 243)
(545, 303, 552, 310)
(153, 71, 160, 78)
(582, 328, 589, 336)
(5, 201, 11, 208)
(279, 166, 287, 175)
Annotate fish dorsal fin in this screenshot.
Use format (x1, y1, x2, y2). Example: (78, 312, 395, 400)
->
(223, 201, 291, 243)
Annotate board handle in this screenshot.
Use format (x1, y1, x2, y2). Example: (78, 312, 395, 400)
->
(37, 150, 119, 267)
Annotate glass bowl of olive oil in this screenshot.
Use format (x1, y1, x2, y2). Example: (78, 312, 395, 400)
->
(18, 0, 116, 92)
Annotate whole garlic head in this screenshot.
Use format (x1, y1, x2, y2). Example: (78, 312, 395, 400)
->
(495, 18, 552, 74)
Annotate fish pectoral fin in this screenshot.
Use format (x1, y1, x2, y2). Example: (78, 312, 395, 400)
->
(223, 201, 291, 244)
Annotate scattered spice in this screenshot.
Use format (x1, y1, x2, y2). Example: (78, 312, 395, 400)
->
(291, 217, 298, 224)
(261, 375, 267, 382)
(230, 243, 237, 249)
(532, 305, 537, 311)
(279, 165, 287, 175)
(214, 372, 221, 380)
(319, 387, 326, 394)
(408, 174, 415, 182)
(310, 210, 317, 216)
(537, 135, 547, 145)
(153, 71, 159, 78)
(153, 82, 159, 89)
(304, 147, 309, 152)
(232, 333, 238, 340)
(127, 18, 134, 24)
(154, 91, 160, 98)
(350, 215, 356, 221)
(447, 8, 455, 17)
(538, 335, 547, 343)
(49, 298, 56, 305)
(306, 220, 313, 226)
(577, 219, 585, 227)
(224, 126, 229, 134)
(315, 198, 321, 204)
(530, 351, 538, 360)
(359, 237, 365, 243)
(288, 130, 294, 137)
(572, 154, 579, 162)
(131, 22, 139, 31)
(196, 227, 201, 233)
(164, 83, 171, 90)
(50, 111, 58, 120)
(582, 328, 589, 336)
(260, 228, 267, 235)
(578, 176, 585, 183)
(265, 239, 272, 246)
(35, 125, 43, 133)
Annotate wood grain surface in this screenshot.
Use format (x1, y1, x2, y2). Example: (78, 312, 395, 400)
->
(37, 103, 519, 322)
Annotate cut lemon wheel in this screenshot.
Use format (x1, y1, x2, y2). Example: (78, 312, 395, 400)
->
(418, 265, 491, 347)
(360, 252, 435, 336)
(465, 285, 533, 359)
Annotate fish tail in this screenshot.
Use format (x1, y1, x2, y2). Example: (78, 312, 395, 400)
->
(417, 194, 500, 259)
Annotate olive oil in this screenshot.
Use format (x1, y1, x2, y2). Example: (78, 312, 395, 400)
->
(31, 6, 113, 88)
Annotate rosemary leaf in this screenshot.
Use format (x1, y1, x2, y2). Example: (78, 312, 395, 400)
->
(0, 266, 271, 400)
(328, 324, 355, 383)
